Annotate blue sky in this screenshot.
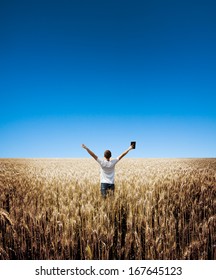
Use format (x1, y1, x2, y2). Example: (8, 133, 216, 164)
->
(0, 0, 216, 158)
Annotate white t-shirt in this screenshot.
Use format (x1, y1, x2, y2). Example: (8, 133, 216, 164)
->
(97, 158, 119, 184)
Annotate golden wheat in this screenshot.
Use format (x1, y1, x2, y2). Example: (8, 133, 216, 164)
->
(0, 158, 215, 260)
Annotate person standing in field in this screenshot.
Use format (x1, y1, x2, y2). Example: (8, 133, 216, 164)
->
(81, 144, 134, 197)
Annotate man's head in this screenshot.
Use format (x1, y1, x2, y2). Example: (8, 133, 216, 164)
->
(104, 150, 112, 160)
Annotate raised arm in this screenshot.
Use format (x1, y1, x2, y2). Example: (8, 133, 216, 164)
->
(117, 145, 133, 161)
(81, 144, 98, 160)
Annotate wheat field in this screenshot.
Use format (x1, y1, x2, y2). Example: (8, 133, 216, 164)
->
(0, 158, 215, 260)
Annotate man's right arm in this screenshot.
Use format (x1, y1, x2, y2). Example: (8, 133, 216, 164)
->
(117, 145, 133, 161)
(81, 144, 98, 161)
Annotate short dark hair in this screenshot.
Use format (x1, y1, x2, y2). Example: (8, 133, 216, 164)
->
(104, 150, 111, 159)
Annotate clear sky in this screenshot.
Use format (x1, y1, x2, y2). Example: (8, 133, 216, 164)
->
(0, 0, 216, 158)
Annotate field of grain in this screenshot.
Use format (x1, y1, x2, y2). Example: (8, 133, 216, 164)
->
(0, 158, 215, 260)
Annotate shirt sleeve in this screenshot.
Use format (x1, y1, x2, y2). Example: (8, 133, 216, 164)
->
(97, 158, 102, 165)
(113, 158, 119, 165)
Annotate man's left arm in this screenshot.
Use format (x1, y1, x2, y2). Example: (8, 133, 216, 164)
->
(81, 144, 98, 161)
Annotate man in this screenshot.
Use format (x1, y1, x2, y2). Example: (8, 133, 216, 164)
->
(81, 144, 133, 197)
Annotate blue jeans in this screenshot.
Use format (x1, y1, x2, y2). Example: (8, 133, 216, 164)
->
(101, 183, 115, 198)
